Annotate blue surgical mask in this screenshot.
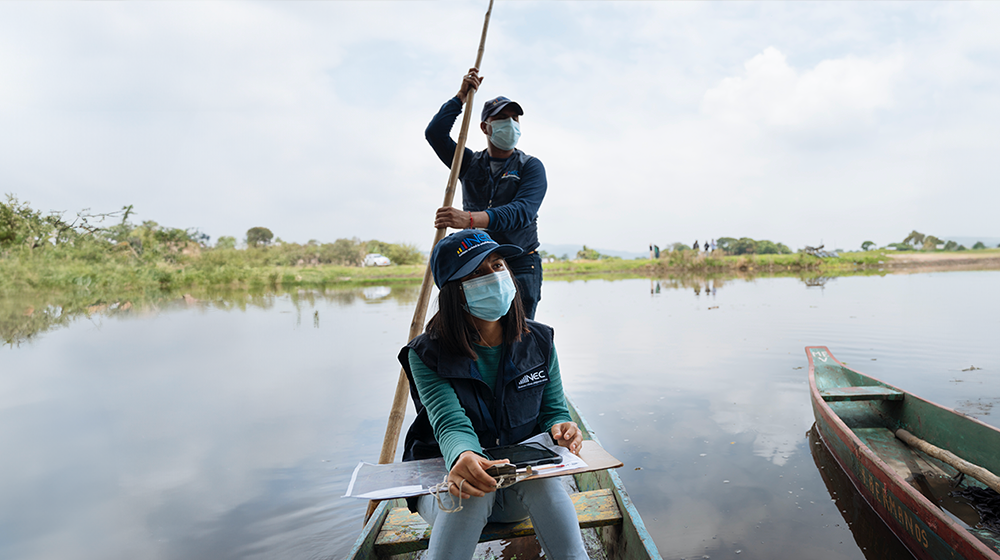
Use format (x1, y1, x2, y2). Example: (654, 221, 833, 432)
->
(489, 118, 520, 151)
(462, 269, 517, 321)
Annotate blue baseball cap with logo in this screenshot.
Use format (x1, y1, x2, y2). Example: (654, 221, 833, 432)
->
(481, 96, 524, 122)
(431, 229, 522, 289)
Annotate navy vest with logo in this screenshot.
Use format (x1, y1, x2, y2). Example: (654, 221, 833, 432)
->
(399, 320, 553, 464)
(461, 149, 539, 253)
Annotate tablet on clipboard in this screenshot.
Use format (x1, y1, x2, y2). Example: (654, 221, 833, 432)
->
(484, 442, 561, 468)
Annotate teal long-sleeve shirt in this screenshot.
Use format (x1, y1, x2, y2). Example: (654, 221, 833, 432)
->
(408, 343, 572, 469)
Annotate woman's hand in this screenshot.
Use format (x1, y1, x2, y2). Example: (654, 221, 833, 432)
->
(448, 450, 509, 499)
(551, 422, 582, 455)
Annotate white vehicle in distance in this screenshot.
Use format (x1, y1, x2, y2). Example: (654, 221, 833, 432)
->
(363, 253, 391, 267)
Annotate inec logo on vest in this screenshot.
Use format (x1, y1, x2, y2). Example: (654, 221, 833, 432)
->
(515, 368, 548, 391)
(500, 170, 520, 181)
(455, 232, 496, 257)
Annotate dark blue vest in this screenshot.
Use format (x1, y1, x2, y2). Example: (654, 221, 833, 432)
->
(461, 149, 540, 253)
(399, 320, 554, 464)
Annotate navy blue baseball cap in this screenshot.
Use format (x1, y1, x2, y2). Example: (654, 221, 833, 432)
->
(481, 96, 524, 122)
(431, 229, 522, 289)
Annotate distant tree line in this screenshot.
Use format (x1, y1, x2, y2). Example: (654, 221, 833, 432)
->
(717, 237, 792, 255)
(658, 237, 791, 255)
(879, 230, 995, 252)
(0, 195, 423, 266)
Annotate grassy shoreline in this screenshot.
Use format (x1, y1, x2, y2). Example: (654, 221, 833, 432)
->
(4, 249, 999, 295)
(4, 249, 998, 346)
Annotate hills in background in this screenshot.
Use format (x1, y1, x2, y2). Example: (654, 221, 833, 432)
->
(538, 244, 647, 260)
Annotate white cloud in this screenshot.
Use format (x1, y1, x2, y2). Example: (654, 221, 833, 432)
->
(702, 47, 903, 131)
(1, 1, 998, 253)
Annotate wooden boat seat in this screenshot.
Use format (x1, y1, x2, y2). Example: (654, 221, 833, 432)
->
(820, 386, 904, 402)
(373, 488, 623, 555)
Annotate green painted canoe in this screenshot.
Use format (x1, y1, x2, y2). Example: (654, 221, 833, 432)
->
(347, 395, 662, 559)
(807, 346, 1000, 560)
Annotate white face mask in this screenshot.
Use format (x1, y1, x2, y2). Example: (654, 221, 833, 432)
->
(488, 118, 521, 151)
(462, 269, 517, 321)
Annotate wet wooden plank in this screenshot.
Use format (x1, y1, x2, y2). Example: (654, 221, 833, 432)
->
(820, 386, 903, 402)
(374, 489, 622, 556)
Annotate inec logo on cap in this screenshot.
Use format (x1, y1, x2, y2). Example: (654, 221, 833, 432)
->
(455, 232, 496, 257)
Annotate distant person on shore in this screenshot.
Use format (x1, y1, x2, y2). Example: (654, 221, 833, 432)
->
(425, 68, 546, 319)
(693, 240, 699, 251)
(711, 239, 716, 252)
(703, 240, 710, 252)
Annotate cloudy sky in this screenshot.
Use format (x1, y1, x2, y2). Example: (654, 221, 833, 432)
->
(2, 1, 997, 253)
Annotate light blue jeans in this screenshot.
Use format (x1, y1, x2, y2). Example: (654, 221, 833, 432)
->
(416, 477, 587, 559)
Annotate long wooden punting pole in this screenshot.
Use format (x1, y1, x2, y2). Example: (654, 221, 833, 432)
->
(365, 0, 495, 522)
(895, 429, 1000, 493)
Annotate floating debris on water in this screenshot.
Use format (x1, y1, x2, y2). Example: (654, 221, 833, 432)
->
(962, 365, 982, 371)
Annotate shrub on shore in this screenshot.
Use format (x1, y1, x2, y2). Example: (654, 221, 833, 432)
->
(0, 196, 424, 293)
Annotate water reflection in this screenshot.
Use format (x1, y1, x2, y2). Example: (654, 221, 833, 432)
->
(0, 285, 420, 347)
(1, 284, 425, 559)
(649, 277, 726, 296)
(809, 426, 912, 559)
(803, 276, 836, 289)
(1, 271, 997, 559)
(362, 286, 392, 300)
(647, 273, 845, 299)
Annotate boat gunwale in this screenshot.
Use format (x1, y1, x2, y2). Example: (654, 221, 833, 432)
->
(806, 345, 1000, 560)
(346, 395, 662, 559)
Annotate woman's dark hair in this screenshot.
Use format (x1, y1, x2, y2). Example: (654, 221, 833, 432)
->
(425, 264, 528, 360)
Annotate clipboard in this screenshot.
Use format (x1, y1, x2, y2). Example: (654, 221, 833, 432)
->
(344, 438, 622, 500)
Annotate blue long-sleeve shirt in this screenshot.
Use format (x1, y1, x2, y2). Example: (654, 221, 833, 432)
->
(425, 97, 546, 252)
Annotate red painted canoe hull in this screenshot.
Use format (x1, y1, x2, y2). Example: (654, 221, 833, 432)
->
(807, 346, 1000, 560)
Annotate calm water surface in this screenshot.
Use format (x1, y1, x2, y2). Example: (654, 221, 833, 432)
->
(1, 271, 998, 559)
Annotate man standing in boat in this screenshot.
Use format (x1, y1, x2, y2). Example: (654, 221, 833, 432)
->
(425, 68, 546, 319)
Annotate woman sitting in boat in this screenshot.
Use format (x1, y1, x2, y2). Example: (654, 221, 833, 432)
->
(399, 229, 587, 559)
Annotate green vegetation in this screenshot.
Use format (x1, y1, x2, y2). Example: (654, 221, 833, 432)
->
(246, 227, 274, 247)
(889, 229, 994, 252)
(5, 196, 999, 314)
(575, 245, 619, 260)
(0, 196, 424, 295)
(545, 249, 888, 277)
(2, 283, 424, 346)
(716, 237, 792, 255)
